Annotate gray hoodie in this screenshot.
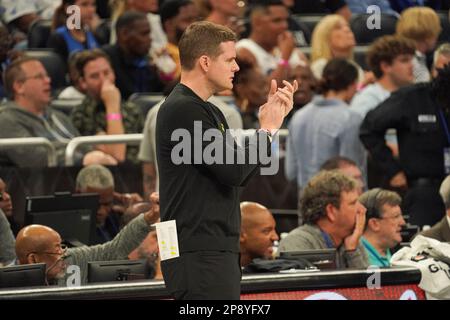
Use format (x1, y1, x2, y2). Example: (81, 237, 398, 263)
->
(279, 223, 369, 269)
(0, 102, 83, 167)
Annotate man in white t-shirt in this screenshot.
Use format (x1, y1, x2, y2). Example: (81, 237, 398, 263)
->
(236, 0, 306, 86)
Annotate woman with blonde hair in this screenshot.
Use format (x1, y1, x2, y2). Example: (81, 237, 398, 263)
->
(310, 14, 364, 83)
(396, 7, 441, 83)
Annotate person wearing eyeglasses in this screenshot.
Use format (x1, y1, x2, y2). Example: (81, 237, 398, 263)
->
(0, 56, 117, 167)
(14, 191, 160, 285)
(359, 188, 406, 267)
(279, 170, 369, 269)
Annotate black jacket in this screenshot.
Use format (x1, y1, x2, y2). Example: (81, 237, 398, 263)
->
(360, 83, 450, 181)
(102, 44, 164, 99)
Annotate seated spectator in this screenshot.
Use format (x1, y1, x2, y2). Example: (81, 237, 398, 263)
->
(350, 35, 415, 119)
(420, 175, 450, 242)
(71, 49, 144, 164)
(359, 188, 406, 267)
(102, 11, 165, 99)
(160, 0, 199, 80)
(396, 7, 441, 83)
(280, 0, 312, 46)
(431, 42, 450, 78)
(285, 59, 365, 193)
(320, 156, 365, 195)
(283, 61, 317, 126)
(205, 0, 245, 37)
(14, 192, 159, 285)
(0, 0, 60, 22)
(75, 164, 143, 245)
(0, 57, 115, 167)
(128, 230, 162, 279)
(0, 208, 15, 266)
(236, 0, 307, 86)
(310, 14, 365, 84)
(231, 59, 268, 129)
(109, 0, 166, 51)
(0, 0, 60, 48)
(47, 0, 100, 62)
(239, 201, 279, 267)
(109, 0, 176, 78)
(279, 170, 369, 269)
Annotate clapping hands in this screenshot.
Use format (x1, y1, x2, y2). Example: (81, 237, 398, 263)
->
(258, 79, 299, 131)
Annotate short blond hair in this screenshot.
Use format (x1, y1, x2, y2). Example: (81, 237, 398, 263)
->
(311, 14, 353, 62)
(396, 7, 441, 42)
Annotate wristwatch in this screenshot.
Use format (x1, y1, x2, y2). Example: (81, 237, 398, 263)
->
(258, 128, 273, 143)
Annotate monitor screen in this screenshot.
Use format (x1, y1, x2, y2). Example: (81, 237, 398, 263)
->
(25, 192, 99, 246)
(88, 259, 152, 283)
(0, 263, 46, 289)
(280, 249, 338, 270)
(270, 209, 299, 235)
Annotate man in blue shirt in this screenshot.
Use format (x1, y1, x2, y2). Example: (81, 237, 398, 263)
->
(359, 188, 406, 267)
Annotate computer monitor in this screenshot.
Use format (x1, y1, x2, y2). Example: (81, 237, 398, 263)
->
(88, 259, 153, 283)
(25, 192, 99, 246)
(0, 263, 46, 289)
(280, 249, 338, 270)
(270, 209, 299, 235)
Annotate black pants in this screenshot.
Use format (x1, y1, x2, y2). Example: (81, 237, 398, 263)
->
(161, 251, 241, 300)
(402, 179, 445, 228)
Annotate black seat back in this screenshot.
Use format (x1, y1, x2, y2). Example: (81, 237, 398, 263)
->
(28, 19, 52, 49)
(94, 19, 111, 45)
(350, 14, 398, 45)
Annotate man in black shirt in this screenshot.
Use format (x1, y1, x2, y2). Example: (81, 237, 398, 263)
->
(156, 21, 297, 300)
(360, 65, 450, 227)
(102, 11, 164, 99)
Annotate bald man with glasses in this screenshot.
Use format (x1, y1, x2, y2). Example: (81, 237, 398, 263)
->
(14, 192, 160, 285)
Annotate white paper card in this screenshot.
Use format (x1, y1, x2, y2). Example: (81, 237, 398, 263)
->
(155, 220, 180, 261)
